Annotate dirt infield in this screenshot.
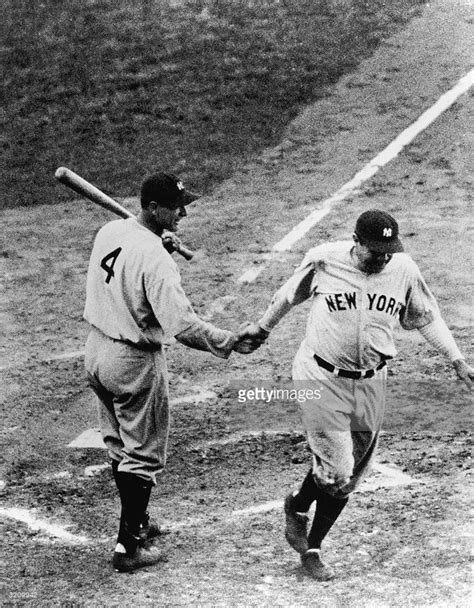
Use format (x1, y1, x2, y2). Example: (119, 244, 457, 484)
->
(1, 0, 473, 606)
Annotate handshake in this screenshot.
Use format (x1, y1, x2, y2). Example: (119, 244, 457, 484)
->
(233, 323, 270, 355)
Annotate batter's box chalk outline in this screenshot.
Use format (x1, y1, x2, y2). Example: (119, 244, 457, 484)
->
(0, 507, 90, 545)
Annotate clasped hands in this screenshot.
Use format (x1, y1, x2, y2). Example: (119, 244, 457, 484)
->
(233, 323, 270, 354)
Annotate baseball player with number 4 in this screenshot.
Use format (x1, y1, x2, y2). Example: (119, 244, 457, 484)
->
(83, 172, 264, 573)
(242, 209, 473, 581)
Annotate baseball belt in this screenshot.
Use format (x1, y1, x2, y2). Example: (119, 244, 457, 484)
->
(110, 337, 162, 352)
(313, 354, 386, 380)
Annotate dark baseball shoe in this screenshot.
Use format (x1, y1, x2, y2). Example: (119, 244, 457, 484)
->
(284, 493, 309, 554)
(301, 549, 335, 581)
(113, 541, 165, 573)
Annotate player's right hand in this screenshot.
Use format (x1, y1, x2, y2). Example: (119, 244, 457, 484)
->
(162, 232, 182, 254)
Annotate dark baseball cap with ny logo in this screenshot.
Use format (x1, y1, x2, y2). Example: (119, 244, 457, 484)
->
(141, 172, 200, 209)
(355, 209, 404, 253)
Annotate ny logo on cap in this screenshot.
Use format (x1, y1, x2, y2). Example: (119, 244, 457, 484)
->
(383, 227, 392, 237)
(176, 181, 184, 191)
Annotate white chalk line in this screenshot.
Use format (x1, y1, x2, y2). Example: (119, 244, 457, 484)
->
(0, 507, 90, 545)
(237, 69, 474, 284)
(191, 429, 304, 450)
(46, 349, 85, 361)
(170, 388, 218, 406)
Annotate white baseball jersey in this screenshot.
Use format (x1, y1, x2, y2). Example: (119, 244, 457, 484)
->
(84, 218, 199, 347)
(276, 241, 440, 370)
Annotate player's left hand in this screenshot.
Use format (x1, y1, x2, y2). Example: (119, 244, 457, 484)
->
(452, 358, 474, 389)
(162, 231, 182, 254)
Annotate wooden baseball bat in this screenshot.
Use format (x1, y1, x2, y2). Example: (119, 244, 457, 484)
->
(54, 167, 194, 260)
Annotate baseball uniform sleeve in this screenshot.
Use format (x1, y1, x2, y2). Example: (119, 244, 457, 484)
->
(285, 249, 322, 305)
(399, 261, 440, 330)
(258, 249, 322, 331)
(417, 317, 463, 361)
(258, 290, 294, 332)
(145, 272, 201, 339)
(144, 255, 236, 357)
(175, 320, 237, 359)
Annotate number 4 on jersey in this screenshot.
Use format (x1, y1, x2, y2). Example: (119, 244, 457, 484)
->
(101, 247, 122, 284)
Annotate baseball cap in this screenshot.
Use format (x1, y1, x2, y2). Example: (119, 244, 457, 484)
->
(140, 172, 200, 209)
(355, 209, 404, 253)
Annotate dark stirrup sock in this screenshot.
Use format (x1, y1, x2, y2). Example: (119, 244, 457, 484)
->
(307, 491, 349, 549)
(290, 468, 319, 513)
(111, 462, 153, 553)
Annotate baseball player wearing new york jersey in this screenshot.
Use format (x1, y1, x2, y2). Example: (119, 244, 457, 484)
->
(84, 172, 263, 573)
(242, 209, 473, 581)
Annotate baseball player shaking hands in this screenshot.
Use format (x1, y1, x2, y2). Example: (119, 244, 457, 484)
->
(84, 172, 265, 573)
(243, 209, 473, 581)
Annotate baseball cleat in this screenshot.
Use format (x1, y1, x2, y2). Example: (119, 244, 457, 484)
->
(301, 549, 335, 581)
(284, 493, 309, 554)
(113, 542, 165, 573)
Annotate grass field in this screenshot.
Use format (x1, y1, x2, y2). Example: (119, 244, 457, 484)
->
(2, 0, 424, 208)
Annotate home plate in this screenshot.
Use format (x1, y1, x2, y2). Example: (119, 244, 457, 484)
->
(68, 428, 105, 449)
(359, 462, 420, 492)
